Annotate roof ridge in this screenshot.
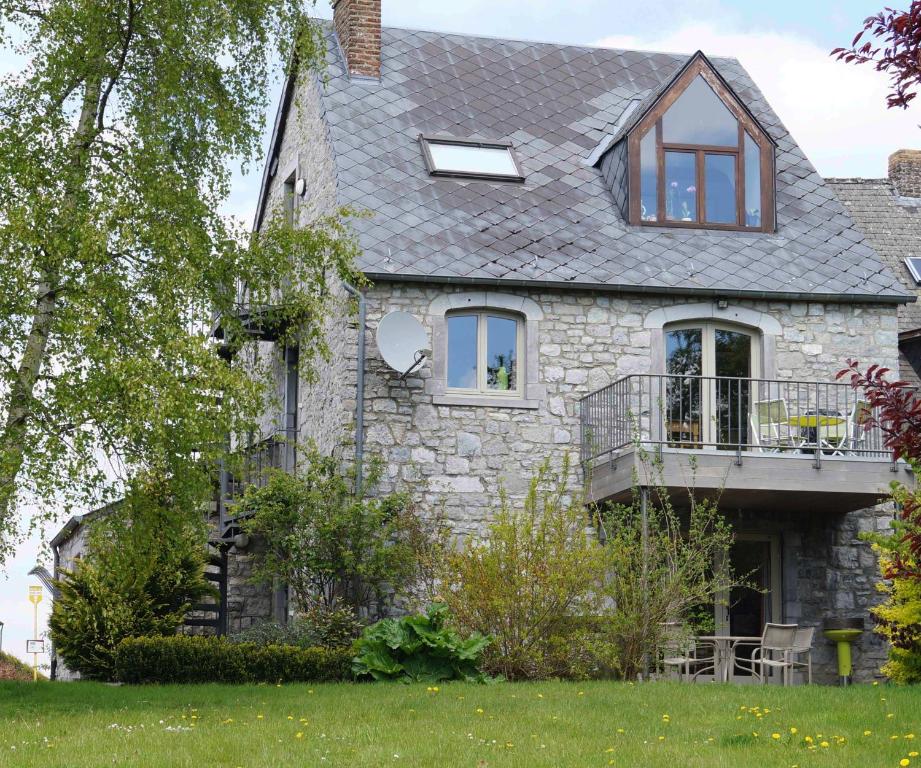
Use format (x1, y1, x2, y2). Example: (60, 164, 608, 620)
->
(367, 20, 741, 63)
(826, 177, 891, 183)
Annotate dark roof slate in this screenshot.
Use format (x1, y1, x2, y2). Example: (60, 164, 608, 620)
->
(301, 25, 911, 302)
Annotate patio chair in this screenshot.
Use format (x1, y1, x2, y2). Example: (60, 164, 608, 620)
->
(828, 400, 871, 456)
(789, 626, 815, 685)
(750, 399, 805, 452)
(660, 622, 714, 682)
(749, 623, 798, 686)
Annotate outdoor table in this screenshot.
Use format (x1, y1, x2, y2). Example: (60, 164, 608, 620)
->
(696, 635, 761, 682)
(787, 414, 845, 452)
(786, 415, 845, 429)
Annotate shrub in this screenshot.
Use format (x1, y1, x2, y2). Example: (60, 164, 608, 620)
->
(114, 635, 353, 684)
(597, 469, 735, 681)
(874, 558, 921, 683)
(231, 606, 363, 650)
(49, 477, 213, 681)
(352, 602, 490, 683)
(240, 447, 433, 618)
(442, 457, 610, 680)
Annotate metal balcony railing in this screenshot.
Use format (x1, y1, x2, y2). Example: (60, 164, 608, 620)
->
(218, 430, 297, 533)
(580, 374, 892, 465)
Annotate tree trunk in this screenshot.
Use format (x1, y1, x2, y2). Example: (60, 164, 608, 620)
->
(0, 77, 101, 536)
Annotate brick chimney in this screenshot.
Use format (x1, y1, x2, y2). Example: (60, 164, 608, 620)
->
(333, 0, 381, 79)
(889, 149, 921, 198)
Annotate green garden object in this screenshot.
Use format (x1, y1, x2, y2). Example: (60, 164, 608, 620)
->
(823, 618, 864, 686)
(496, 365, 509, 391)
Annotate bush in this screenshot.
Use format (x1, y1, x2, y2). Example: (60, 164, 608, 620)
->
(231, 606, 363, 650)
(441, 457, 610, 680)
(114, 635, 353, 684)
(49, 477, 213, 681)
(240, 447, 433, 618)
(597, 477, 734, 681)
(352, 602, 490, 683)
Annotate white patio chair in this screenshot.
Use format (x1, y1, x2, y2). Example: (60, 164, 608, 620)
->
(749, 623, 797, 686)
(789, 626, 815, 685)
(750, 399, 805, 452)
(660, 622, 714, 682)
(828, 400, 871, 456)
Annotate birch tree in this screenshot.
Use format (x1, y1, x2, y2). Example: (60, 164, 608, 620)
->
(0, 1, 360, 566)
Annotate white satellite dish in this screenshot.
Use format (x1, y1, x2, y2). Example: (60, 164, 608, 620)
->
(376, 311, 431, 379)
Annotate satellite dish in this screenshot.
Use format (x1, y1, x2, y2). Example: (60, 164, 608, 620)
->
(376, 311, 431, 379)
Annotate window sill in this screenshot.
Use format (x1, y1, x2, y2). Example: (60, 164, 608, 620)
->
(432, 394, 540, 410)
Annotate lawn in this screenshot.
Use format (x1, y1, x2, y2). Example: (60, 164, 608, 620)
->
(1, 680, 920, 768)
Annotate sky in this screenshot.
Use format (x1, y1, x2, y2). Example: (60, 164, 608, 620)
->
(3, 0, 920, 665)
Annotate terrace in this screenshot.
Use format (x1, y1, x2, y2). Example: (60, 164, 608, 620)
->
(580, 374, 914, 513)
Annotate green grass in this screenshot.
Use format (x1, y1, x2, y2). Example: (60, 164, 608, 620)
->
(1, 680, 920, 767)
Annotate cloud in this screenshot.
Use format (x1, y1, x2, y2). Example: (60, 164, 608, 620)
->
(595, 22, 920, 178)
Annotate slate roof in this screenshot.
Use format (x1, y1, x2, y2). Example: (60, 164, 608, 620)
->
(825, 178, 921, 328)
(268, 25, 911, 304)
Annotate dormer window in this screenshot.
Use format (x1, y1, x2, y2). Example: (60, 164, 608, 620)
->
(419, 135, 525, 182)
(627, 55, 775, 232)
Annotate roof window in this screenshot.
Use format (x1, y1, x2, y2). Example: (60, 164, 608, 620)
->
(419, 135, 524, 182)
(905, 256, 921, 285)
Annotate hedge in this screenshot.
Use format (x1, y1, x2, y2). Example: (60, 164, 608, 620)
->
(114, 635, 353, 684)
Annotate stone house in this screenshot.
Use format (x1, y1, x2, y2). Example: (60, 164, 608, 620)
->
(51, 1, 917, 683)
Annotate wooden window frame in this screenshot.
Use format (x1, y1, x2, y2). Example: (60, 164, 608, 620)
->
(628, 58, 775, 232)
(445, 310, 524, 397)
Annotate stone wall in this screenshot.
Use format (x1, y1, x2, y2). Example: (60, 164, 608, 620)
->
(290, 280, 899, 682)
(343, 282, 898, 531)
(726, 505, 893, 684)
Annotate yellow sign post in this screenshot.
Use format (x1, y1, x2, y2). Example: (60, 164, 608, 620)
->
(28, 586, 42, 682)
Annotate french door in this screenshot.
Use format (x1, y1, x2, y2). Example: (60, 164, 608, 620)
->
(664, 322, 760, 448)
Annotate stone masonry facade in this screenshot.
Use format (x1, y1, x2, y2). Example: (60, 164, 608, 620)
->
(241, 67, 903, 682)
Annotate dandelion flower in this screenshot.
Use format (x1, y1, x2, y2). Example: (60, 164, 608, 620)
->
(900, 760, 910, 767)
(864, 731, 872, 736)
(772, 733, 781, 740)
(820, 741, 829, 748)
(295, 733, 303, 739)
(790, 727, 798, 735)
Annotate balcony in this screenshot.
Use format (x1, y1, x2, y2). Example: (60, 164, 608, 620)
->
(580, 374, 914, 514)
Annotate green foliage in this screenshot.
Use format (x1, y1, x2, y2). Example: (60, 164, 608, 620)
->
(874, 565, 921, 683)
(0, 651, 44, 681)
(0, 0, 361, 567)
(443, 457, 611, 680)
(443, 456, 735, 681)
(230, 606, 363, 650)
(114, 635, 352, 684)
(352, 603, 490, 683)
(49, 477, 213, 680)
(866, 479, 921, 683)
(241, 447, 429, 617)
(597, 475, 734, 681)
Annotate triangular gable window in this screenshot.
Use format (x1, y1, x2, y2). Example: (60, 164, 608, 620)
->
(627, 54, 775, 232)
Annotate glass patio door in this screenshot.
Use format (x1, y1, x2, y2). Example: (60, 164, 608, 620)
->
(715, 534, 783, 676)
(665, 323, 759, 448)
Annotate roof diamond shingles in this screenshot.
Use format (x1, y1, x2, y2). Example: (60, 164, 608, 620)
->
(312, 26, 909, 302)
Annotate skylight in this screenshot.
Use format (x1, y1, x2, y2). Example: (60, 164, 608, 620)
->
(420, 136, 524, 182)
(905, 256, 921, 285)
